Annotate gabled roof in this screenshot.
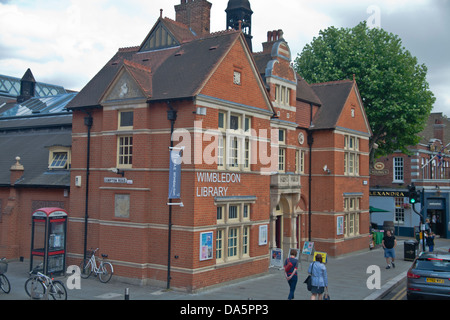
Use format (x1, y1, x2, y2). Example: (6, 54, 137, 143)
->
(310, 80, 355, 130)
(139, 17, 197, 52)
(296, 75, 322, 106)
(67, 22, 242, 109)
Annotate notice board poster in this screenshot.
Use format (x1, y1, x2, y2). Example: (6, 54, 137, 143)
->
(270, 248, 283, 268)
(200, 232, 213, 261)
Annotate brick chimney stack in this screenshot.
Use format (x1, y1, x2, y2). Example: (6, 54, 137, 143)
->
(10, 156, 24, 185)
(262, 30, 284, 53)
(175, 0, 212, 37)
(434, 117, 445, 143)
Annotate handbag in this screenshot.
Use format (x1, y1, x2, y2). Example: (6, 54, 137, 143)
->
(304, 275, 312, 291)
(284, 258, 293, 273)
(304, 262, 315, 291)
(323, 288, 331, 300)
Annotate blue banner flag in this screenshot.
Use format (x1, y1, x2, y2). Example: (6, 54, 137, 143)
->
(168, 149, 182, 199)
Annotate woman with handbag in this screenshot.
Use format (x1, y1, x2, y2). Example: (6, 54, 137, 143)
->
(307, 254, 328, 300)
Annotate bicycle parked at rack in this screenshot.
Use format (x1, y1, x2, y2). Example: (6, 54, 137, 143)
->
(0, 258, 11, 294)
(24, 264, 67, 300)
(79, 248, 114, 283)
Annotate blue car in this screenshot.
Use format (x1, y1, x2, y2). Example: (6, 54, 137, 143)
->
(407, 251, 450, 300)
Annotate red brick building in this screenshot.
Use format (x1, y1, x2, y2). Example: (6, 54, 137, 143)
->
(1, 0, 372, 291)
(370, 112, 450, 239)
(65, 0, 372, 291)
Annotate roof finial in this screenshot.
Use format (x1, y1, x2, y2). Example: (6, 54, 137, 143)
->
(238, 20, 242, 31)
(160, 9, 163, 18)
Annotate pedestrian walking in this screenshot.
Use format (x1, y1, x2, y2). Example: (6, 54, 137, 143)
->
(382, 229, 397, 269)
(308, 254, 328, 300)
(425, 231, 435, 252)
(284, 249, 299, 300)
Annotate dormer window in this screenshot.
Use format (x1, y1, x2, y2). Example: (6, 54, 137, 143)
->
(48, 146, 71, 170)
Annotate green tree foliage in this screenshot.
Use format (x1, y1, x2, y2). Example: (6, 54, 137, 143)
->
(294, 21, 435, 163)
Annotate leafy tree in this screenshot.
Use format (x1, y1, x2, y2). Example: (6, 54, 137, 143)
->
(294, 21, 435, 164)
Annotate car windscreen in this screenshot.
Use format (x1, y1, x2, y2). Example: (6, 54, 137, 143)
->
(416, 258, 450, 272)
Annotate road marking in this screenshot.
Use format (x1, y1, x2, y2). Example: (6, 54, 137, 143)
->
(392, 287, 406, 300)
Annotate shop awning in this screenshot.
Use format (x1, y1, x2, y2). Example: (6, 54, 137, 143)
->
(369, 206, 390, 213)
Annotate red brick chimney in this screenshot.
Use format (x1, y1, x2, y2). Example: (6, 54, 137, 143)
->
(175, 0, 212, 37)
(262, 30, 284, 53)
(10, 156, 24, 185)
(434, 116, 445, 143)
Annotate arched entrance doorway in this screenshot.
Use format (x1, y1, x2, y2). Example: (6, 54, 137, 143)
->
(271, 196, 301, 257)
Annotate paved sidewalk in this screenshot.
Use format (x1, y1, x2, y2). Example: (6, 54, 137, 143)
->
(2, 237, 449, 300)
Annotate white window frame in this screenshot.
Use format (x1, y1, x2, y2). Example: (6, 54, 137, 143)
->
(48, 146, 71, 170)
(393, 157, 404, 183)
(118, 110, 134, 130)
(117, 135, 133, 168)
(394, 197, 405, 224)
(344, 135, 360, 176)
(217, 110, 252, 171)
(215, 201, 253, 263)
(343, 196, 361, 238)
(278, 129, 286, 173)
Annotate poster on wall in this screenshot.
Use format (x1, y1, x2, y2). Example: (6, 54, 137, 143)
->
(200, 232, 213, 261)
(270, 248, 283, 268)
(337, 216, 344, 235)
(259, 225, 268, 246)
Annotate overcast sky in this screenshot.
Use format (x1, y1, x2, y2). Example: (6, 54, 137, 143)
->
(1, 0, 449, 115)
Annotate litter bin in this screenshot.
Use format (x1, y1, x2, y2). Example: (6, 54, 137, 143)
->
(404, 240, 418, 261)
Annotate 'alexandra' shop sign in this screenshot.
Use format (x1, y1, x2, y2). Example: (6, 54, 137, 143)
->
(196, 172, 241, 197)
(369, 190, 407, 197)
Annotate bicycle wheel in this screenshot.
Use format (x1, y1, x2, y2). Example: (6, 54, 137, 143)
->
(79, 258, 93, 279)
(49, 280, 67, 300)
(24, 277, 46, 299)
(0, 274, 11, 294)
(98, 262, 113, 283)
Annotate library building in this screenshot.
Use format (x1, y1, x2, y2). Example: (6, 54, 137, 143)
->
(0, 0, 372, 291)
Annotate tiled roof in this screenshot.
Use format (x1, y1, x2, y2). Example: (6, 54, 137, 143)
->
(67, 17, 241, 110)
(310, 80, 354, 130)
(0, 114, 72, 187)
(296, 75, 322, 106)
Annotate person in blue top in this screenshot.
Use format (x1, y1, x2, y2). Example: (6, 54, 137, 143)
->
(308, 254, 328, 300)
(284, 249, 299, 300)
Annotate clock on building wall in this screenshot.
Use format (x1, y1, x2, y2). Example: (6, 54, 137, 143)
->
(298, 132, 305, 145)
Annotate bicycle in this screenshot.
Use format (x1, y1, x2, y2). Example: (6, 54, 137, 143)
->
(0, 258, 11, 294)
(79, 248, 114, 283)
(24, 264, 67, 300)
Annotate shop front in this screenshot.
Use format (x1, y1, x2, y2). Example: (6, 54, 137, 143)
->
(423, 193, 449, 239)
